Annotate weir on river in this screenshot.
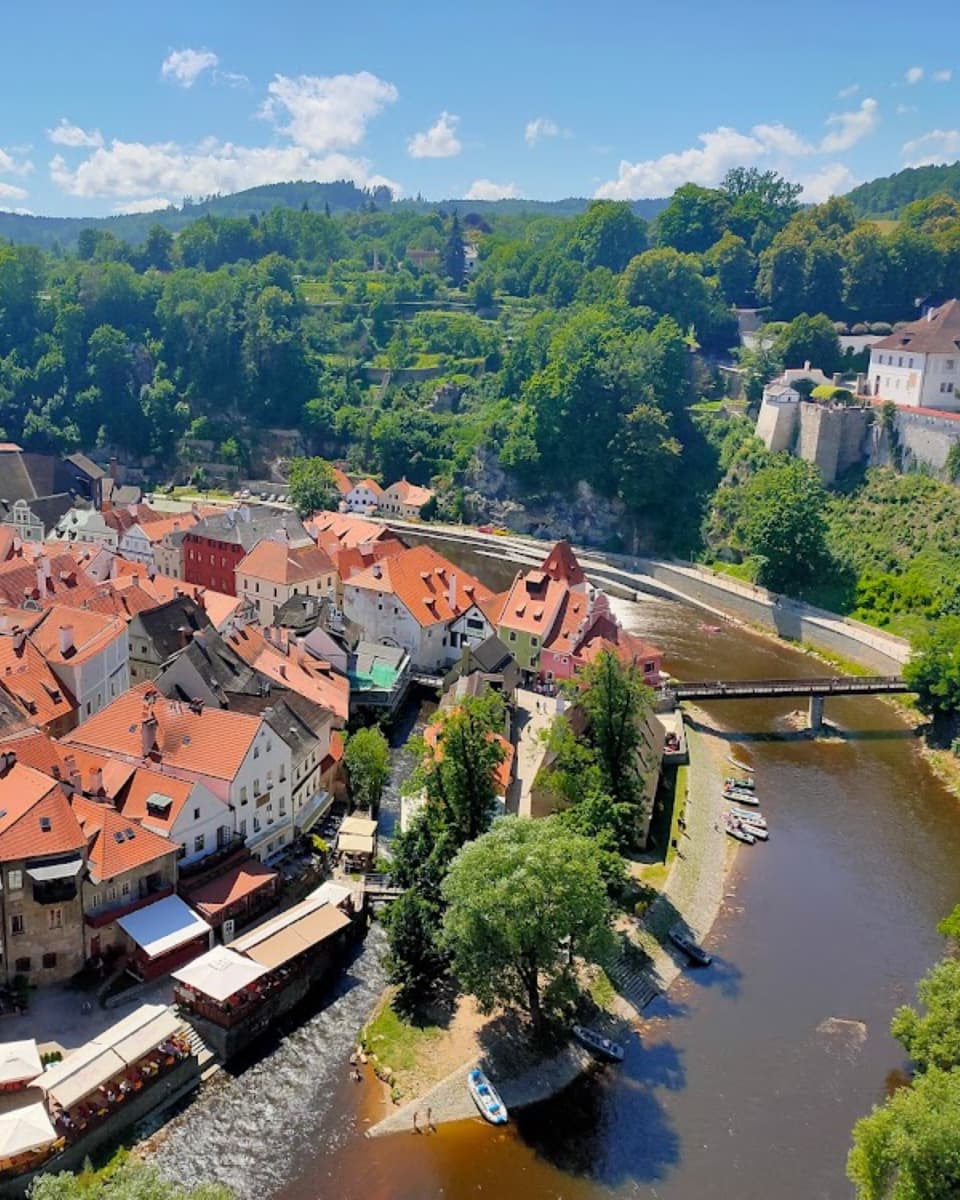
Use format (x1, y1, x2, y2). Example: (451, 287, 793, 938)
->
(151, 554, 960, 1200)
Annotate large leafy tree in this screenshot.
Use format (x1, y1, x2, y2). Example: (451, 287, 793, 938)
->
(903, 618, 960, 720)
(891, 956, 960, 1073)
(287, 455, 339, 517)
(442, 817, 614, 1035)
(570, 200, 647, 272)
(344, 726, 391, 814)
(847, 1067, 960, 1200)
(656, 183, 730, 255)
(735, 457, 832, 593)
(772, 312, 843, 375)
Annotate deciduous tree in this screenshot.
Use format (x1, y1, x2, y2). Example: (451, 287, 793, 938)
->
(287, 455, 338, 517)
(344, 726, 391, 814)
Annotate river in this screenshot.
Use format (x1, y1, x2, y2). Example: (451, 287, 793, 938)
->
(153, 570, 960, 1200)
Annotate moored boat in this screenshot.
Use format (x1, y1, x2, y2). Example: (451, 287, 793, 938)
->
(669, 928, 713, 966)
(571, 1024, 625, 1062)
(729, 807, 767, 828)
(724, 776, 755, 791)
(724, 817, 756, 844)
(467, 1068, 508, 1125)
(723, 785, 759, 805)
(739, 820, 768, 840)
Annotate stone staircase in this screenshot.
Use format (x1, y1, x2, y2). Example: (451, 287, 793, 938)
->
(606, 951, 660, 1013)
(181, 1022, 217, 1073)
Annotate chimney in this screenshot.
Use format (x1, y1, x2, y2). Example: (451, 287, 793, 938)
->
(927, 307, 935, 322)
(295, 638, 306, 668)
(12, 626, 25, 654)
(141, 714, 159, 756)
(89, 766, 103, 795)
(195, 587, 206, 610)
(0, 751, 16, 777)
(448, 572, 457, 611)
(372, 563, 383, 580)
(803, 360, 811, 372)
(188, 697, 204, 716)
(58, 625, 75, 656)
(832, 372, 843, 386)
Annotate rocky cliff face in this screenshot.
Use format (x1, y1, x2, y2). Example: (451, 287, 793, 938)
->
(457, 450, 631, 549)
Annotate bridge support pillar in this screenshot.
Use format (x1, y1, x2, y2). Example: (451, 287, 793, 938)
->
(808, 694, 825, 731)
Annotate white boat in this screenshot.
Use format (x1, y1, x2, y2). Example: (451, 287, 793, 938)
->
(739, 820, 768, 840)
(724, 776, 755, 791)
(723, 786, 759, 805)
(729, 807, 767, 828)
(572, 1024, 625, 1062)
(724, 818, 756, 845)
(669, 928, 713, 966)
(467, 1068, 508, 1125)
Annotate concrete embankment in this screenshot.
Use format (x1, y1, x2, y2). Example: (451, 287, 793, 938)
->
(386, 521, 909, 676)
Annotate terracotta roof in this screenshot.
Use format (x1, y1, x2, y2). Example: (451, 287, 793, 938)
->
(540, 540, 587, 587)
(577, 620, 663, 672)
(331, 468, 353, 497)
(63, 682, 261, 780)
(344, 544, 493, 628)
(237, 539, 334, 586)
(871, 299, 960, 354)
(72, 795, 176, 882)
(543, 590, 592, 656)
(183, 859, 278, 919)
(30, 604, 126, 667)
(0, 730, 65, 775)
(115, 768, 197, 837)
(0, 529, 16, 564)
(351, 477, 384, 498)
(0, 631, 75, 728)
(0, 552, 101, 610)
(135, 513, 201, 545)
(305, 511, 388, 552)
(0, 762, 85, 861)
(226, 625, 349, 722)
(386, 479, 434, 507)
(121, 572, 241, 631)
(423, 714, 514, 794)
(495, 569, 568, 638)
(334, 538, 405, 584)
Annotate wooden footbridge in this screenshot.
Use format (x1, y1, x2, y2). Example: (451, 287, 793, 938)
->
(663, 675, 911, 728)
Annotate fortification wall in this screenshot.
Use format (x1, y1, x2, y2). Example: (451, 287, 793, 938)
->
(755, 397, 797, 454)
(893, 408, 960, 472)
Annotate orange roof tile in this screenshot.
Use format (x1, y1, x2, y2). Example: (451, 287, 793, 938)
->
(331, 468, 353, 497)
(0, 631, 75, 728)
(352, 477, 384, 497)
(226, 625, 349, 722)
(31, 605, 126, 667)
(0, 553, 101, 610)
(0, 762, 85, 862)
(543, 590, 592, 656)
(334, 538, 405, 584)
(496, 569, 568, 638)
(183, 859, 278, 918)
(0, 730, 64, 776)
(305, 511, 389, 552)
(116, 768, 197, 837)
(237, 539, 335, 587)
(344, 544, 493, 628)
(540, 540, 587, 587)
(63, 682, 261, 781)
(72, 795, 176, 881)
(386, 479, 434, 507)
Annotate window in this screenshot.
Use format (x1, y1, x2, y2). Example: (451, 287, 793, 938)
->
(531, 637, 538, 647)
(267, 771, 273, 789)
(194, 834, 205, 853)
(7, 869, 22, 892)
(254, 779, 260, 795)
(15, 957, 30, 973)
(42, 952, 57, 970)
(239, 818, 247, 836)
(240, 786, 248, 804)
(253, 817, 261, 833)
(47, 908, 63, 930)
(89, 893, 101, 910)
(193, 807, 200, 821)
(11, 914, 25, 936)
(898, 356, 903, 367)
(107, 886, 117, 902)
(253, 746, 260, 759)
(508, 631, 516, 642)
(947, 359, 956, 371)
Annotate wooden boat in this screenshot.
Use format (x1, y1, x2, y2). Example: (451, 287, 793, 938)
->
(571, 1024, 625, 1063)
(729, 807, 767, 828)
(723, 785, 759, 805)
(724, 818, 756, 845)
(669, 928, 713, 966)
(467, 1068, 508, 1125)
(726, 755, 754, 772)
(724, 776, 755, 791)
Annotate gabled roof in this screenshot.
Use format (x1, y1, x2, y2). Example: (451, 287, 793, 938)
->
(128, 595, 213, 663)
(423, 710, 514, 795)
(11, 493, 74, 531)
(470, 635, 516, 675)
(576, 615, 663, 671)
(189, 507, 308, 551)
(0, 552, 101, 610)
(63, 682, 262, 781)
(871, 299, 960, 354)
(0, 761, 85, 861)
(350, 477, 384, 498)
(495, 568, 568, 638)
(343, 544, 493, 628)
(385, 478, 434, 507)
(226, 624, 349, 722)
(72, 795, 176, 883)
(237, 539, 335, 586)
(305, 511, 389, 552)
(331, 467, 353, 497)
(116, 768, 202, 837)
(0, 630, 75, 728)
(540, 540, 587, 587)
(543, 589, 592, 656)
(64, 453, 106, 481)
(263, 691, 335, 759)
(334, 538, 405, 584)
(31, 604, 126, 667)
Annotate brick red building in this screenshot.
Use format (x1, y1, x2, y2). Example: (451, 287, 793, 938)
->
(182, 508, 309, 596)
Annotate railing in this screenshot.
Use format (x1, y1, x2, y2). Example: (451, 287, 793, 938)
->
(666, 676, 909, 701)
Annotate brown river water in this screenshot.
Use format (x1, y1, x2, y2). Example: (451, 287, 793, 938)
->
(153, 554, 960, 1200)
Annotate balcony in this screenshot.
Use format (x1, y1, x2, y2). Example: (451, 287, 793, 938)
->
(85, 883, 175, 929)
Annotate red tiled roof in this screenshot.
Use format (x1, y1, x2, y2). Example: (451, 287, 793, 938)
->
(351, 477, 384, 498)
(0, 762, 85, 862)
(0, 632, 75, 728)
(495, 569, 567, 638)
(543, 590, 592, 656)
(305, 511, 389, 552)
(423, 715, 514, 794)
(31, 604, 126, 667)
(183, 859, 278, 918)
(237, 539, 334, 586)
(226, 625, 349, 722)
(72, 794, 176, 882)
(540, 540, 587, 587)
(116, 768, 197, 837)
(63, 682, 261, 780)
(331, 468, 353, 497)
(385, 479, 434, 508)
(0, 553, 101, 610)
(343, 544, 493, 628)
(334, 538, 405, 583)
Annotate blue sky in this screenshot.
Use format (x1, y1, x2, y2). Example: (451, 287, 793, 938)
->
(1, 0, 958, 217)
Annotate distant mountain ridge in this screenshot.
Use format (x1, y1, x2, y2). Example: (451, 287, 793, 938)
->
(845, 161, 960, 217)
(0, 180, 668, 250)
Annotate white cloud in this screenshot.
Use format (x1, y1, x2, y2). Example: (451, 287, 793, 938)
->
(161, 48, 219, 88)
(47, 118, 103, 149)
(902, 129, 960, 166)
(795, 163, 857, 203)
(933, 69, 953, 83)
(0, 206, 33, 216)
(262, 71, 398, 152)
(407, 111, 461, 159)
(838, 83, 860, 98)
(0, 148, 33, 177)
(525, 117, 560, 148)
(465, 178, 522, 200)
(50, 139, 401, 201)
(594, 126, 767, 199)
(0, 182, 28, 201)
(112, 196, 173, 214)
(820, 97, 879, 152)
(751, 122, 814, 157)
(905, 66, 924, 85)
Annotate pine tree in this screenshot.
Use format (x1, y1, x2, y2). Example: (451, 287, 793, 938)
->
(444, 212, 466, 287)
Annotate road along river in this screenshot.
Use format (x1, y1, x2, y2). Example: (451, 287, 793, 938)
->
(153, 571, 960, 1200)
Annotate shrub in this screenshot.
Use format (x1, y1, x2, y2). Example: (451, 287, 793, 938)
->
(869, 322, 893, 335)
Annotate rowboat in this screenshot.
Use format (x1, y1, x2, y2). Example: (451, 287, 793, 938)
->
(738, 820, 768, 840)
(724, 776, 755, 791)
(729, 807, 767, 828)
(723, 786, 759, 805)
(669, 928, 713, 966)
(467, 1068, 508, 1125)
(571, 1024, 625, 1062)
(724, 818, 756, 845)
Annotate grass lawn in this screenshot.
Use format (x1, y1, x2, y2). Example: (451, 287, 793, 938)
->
(362, 997, 444, 1077)
(636, 764, 687, 889)
(587, 966, 617, 1011)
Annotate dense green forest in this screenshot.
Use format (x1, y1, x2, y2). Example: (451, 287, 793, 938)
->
(4, 166, 960, 574)
(846, 161, 960, 218)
